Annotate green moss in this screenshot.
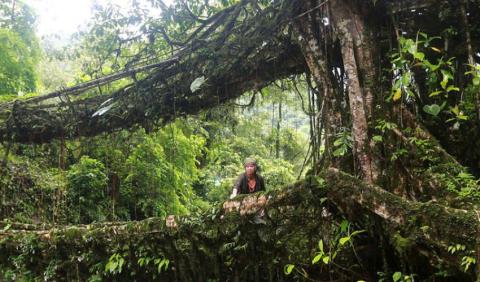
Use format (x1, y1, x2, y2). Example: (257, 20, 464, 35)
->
(62, 227, 83, 241)
(0, 170, 477, 280)
(392, 232, 414, 255)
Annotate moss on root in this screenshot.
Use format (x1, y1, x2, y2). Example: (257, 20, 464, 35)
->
(0, 169, 477, 280)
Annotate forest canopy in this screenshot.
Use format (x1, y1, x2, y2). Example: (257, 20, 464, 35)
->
(0, 0, 39, 95)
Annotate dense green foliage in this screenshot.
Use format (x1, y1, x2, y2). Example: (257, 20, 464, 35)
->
(0, 92, 309, 224)
(66, 156, 109, 223)
(0, 0, 39, 95)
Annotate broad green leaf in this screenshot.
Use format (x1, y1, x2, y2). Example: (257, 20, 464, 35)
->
(318, 240, 324, 253)
(312, 254, 322, 264)
(333, 146, 347, 157)
(118, 258, 124, 272)
(414, 51, 425, 61)
(440, 69, 452, 89)
(451, 106, 460, 116)
(473, 77, 480, 86)
(105, 260, 117, 273)
(428, 90, 443, 97)
(339, 236, 350, 246)
(446, 86, 459, 92)
(372, 135, 383, 142)
(322, 256, 330, 264)
(441, 76, 448, 89)
(423, 104, 441, 116)
(350, 230, 366, 237)
(284, 264, 295, 275)
(333, 139, 343, 147)
(190, 76, 206, 93)
(393, 272, 402, 282)
(406, 39, 416, 55)
(423, 59, 440, 71)
(158, 259, 169, 273)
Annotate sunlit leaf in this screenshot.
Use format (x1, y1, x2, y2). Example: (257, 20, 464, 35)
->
(451, 106, 460, 116)
(440, 69, 452, 89)
(350, 230, 366, 237)
(446, 86, 459, 93)
(312, 254, 322, 264)
(190, 76, 206, 93)
(373, 135, 383, 142)
(473, 77, 480, 86)
(318, 240, 324, 253)
(423, 104, 441, 116)
(284, 264, 295, 275)
(393, 272, 402, 282)
(92, 103, 114, 117)
(333, 139, 343, 147)
(414, 51, 425, 61)
(333, 146, 347, 157)
(393, 88, 402, 101)
(339, 236, 350, 246)
(428, 90, 443, 97)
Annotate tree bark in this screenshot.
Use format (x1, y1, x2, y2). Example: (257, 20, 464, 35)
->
(292, 0, 343, 168)
(460, 0, 480, 122)
(330, 0, 378, 183)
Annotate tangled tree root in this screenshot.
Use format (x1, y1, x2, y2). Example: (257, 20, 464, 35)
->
(0, 169, 477, 281)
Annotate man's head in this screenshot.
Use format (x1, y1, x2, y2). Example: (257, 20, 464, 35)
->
(244, 157, 257, 176)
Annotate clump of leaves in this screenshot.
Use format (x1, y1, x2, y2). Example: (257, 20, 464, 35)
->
(332, 128, 353, 157)
(66, 155, 108, 223)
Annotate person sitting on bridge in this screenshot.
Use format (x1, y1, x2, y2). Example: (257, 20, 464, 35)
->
(230, 157, 265, 199)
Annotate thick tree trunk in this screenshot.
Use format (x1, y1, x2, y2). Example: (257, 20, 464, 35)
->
(293, 0, 382, 183)
(460, 0, 480, 122)
(329, 0, 379, 183)
(292, 0, 343, 168)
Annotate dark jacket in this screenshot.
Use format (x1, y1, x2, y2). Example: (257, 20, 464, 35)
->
(233, 173, 265, 194)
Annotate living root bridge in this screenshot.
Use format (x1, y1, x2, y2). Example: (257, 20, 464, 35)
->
(324, 168, 479, 277)
(0, 0, 441, 145)
(0, 0, 306, 144)
(0, 169, 477, 280)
